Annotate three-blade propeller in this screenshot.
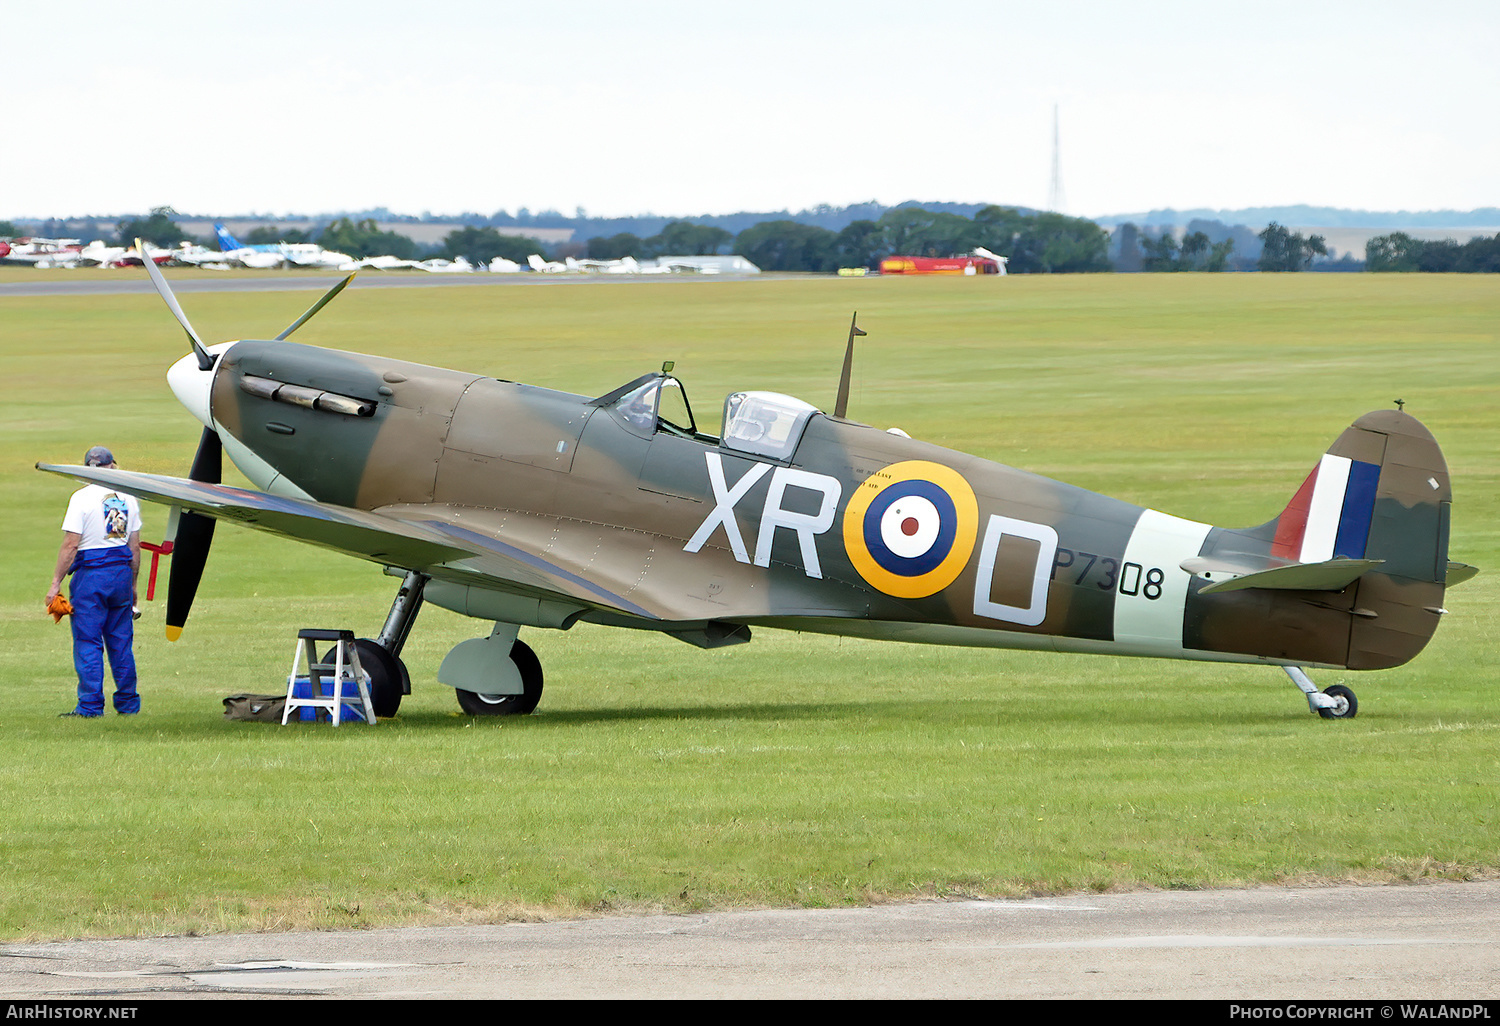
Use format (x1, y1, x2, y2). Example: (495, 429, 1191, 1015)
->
(142, 255, 357, 640)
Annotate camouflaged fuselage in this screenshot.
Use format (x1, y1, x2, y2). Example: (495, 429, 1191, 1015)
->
(206, 340, 1453, 671)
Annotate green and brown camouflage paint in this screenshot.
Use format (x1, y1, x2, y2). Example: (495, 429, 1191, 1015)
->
(187, 338, 1457, 672)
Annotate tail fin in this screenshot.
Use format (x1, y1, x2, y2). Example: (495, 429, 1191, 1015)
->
(1187, 410, 1465, 670)
(213, 223, 243, 252)
(1283, 409, 1454, 668)
(1272, 409, 1450, 584)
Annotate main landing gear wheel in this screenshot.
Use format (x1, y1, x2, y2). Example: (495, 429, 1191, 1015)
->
(455, 639, 543, 716)
(1317, 684, 1358, 720)
(323, 638, 407, 718)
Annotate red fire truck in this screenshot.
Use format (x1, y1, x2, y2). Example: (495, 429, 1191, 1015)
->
(878, 254, 1004, 275)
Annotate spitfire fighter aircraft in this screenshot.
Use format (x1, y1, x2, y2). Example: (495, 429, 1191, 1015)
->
(40, 264, 1475, 719)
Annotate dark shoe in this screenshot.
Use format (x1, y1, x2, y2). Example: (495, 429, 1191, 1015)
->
(59, 711, 101, 718)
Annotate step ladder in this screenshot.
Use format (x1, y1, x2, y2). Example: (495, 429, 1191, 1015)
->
(282, 629, 375, 726)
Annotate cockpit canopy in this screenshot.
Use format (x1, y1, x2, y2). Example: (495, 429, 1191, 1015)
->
(596, 374, 820, 461)
(720, 391, 818, 461)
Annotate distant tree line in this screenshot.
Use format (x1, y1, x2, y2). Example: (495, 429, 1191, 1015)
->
(242, 225, 311, 245)
(485, 200, 998, 249)
(586, 221, 734, 261)
(116, 207, 202, 248)
(1114, 221, 1353, 273)
(1096, 205, 1500, 231)
(437, 227, 535, 265)
(13, 206, 1499, 276)
(1365, 232, 1500, 272)
(717, 206, 1111, 273)
(81, 209, 535, 264)
(1112, 219, 1263, 272)
(318, 218, 423, 260)
(1136, 230, 1236, 272)
(1256, 222, 1328, 272)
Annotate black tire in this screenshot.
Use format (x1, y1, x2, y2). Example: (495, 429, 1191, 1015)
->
(321, 639, 406, 718)
(1317, 684, 1358, 720)
(455, 639, 543, 716)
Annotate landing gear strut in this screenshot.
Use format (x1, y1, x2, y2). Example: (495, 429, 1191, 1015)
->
(338, 571, 427, 718)
(1283, 666, 1358, 719)
(345, 638, 405, 718)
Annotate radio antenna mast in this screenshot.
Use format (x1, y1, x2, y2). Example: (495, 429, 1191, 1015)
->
(1048, 103, 1065, 214)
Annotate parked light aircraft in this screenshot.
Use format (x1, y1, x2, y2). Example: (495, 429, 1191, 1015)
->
(527, 253, 567, 273)
(1, 237, 84, 265)
(76, 240, 130, 266)
(38, 265, 1475, 720)
(3, 238, 173, 268)
(559, 255, 674, 275)
(342, 255, 475, 273)
(213, 224, 278, 255)
(171, 242, 237, 269)
(212, 224, 353, 270)
(174, 228, 282, 270)
(284, 245, 355, 270)
(531, 254, 636, 274)
(208, 224, 286, 268)
(342, 254, 424, 271)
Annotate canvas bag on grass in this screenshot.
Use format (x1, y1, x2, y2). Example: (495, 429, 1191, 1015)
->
(222, 693, 286, 722)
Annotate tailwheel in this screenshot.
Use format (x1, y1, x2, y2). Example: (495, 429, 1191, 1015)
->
(323, 638, 407, 718)
(1284, 666, 1358, 719)
(455, 639, 543, 716)
(1316, 684, 1358, 720)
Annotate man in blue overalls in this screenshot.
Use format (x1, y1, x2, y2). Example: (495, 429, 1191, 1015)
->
(46, 446, 143, 718)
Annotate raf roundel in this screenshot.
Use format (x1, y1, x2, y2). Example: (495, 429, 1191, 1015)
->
(842, 460, 979, 599)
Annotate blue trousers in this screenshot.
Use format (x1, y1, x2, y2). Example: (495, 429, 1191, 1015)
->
(69, 557, 139, 716)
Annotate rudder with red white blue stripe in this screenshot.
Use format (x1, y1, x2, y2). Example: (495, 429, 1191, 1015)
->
(1272, 453, 1382, 563)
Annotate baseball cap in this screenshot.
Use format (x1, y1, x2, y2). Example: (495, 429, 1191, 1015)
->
(84, 446, 115, 467)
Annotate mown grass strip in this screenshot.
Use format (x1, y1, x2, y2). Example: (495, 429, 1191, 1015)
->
(2, 272, 1495, 939)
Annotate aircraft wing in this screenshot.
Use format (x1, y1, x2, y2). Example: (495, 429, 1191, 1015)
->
(36, 464, 666, 622)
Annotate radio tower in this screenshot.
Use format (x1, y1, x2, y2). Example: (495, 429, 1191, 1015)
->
(1048, 104, 1065, 213)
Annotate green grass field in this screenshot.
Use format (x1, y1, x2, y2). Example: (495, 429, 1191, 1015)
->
(2, 270, 1496, 940)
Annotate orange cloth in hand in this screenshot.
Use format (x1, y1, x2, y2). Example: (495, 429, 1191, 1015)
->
(48, 594, 73, 622)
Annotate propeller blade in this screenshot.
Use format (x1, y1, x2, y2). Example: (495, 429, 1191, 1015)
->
(138, 237, 215, 370)
(164, 511, 214, 642)
(188, 423, 222, 484)
(164, 427, 222, 641)
(276, 272, 357, 340)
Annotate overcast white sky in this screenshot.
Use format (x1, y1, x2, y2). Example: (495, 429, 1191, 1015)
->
(5, 0, 1496, 221)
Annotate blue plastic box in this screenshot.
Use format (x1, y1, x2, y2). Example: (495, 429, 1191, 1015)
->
(288, 677, 369, 723)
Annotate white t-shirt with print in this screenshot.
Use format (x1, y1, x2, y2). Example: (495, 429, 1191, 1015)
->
(61, 484, 143, 551)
